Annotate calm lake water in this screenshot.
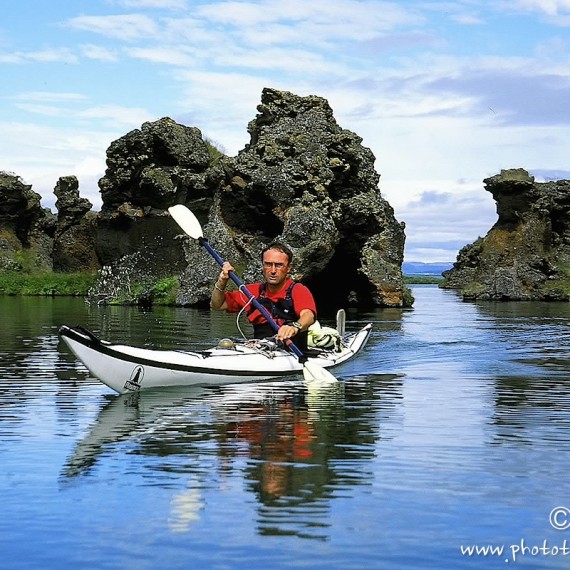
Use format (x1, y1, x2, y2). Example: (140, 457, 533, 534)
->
(2, 285, 570, 569)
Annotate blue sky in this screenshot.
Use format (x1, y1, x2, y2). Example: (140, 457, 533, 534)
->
(2, 0, 570, 262)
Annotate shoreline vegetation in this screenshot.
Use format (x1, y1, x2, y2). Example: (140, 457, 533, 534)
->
(0, 272, 97, 297)
(0, 271, 444, 302)
(403, 275, 444, 285)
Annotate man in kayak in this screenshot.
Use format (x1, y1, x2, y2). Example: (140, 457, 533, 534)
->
(210, 242, 316, 350)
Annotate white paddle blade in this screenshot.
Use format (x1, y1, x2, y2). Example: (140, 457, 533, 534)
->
(168, 204, 204, 239)
(302, 361, 337, 384)
(336, 309, 346, 335)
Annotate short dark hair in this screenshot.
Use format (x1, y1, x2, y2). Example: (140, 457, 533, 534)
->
(261, 241, 293, 264)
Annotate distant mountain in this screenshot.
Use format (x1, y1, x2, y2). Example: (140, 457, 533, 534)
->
(403, 261, 453, 276)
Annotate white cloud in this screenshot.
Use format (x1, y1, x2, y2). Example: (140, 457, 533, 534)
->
(14, 103, 66, 117)
(396, 185, 497, 262)
(80, 44, 119, 62)
(196, 0, 420, 35)
(531, 168, 570, 180)
(78, 104, 155, 128)
(0, 47, 78, 64)
(0, 121, 111, 210)
(65, 14, 159, 41)
(172, 70, 269, 150)
(116, 0, 188, 8)
(513, 0, 570, 15)
(451, 13, 485, 25)
(10, 91, 88, 102)
(126, 46, 197, 66)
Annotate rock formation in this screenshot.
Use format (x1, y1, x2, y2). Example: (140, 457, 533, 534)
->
(53, 176, 98, 272)
(176, 88, 408, 309)
(95, 117, 224, 276)
(442, 168, 570, 300)
(0, 171, 55, 272)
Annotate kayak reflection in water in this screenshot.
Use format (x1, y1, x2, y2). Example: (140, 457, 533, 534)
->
(219, 394, 317, 501)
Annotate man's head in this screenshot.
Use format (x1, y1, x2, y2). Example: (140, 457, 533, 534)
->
(261, 242, 293, 264)
(261, 242, 293, 290)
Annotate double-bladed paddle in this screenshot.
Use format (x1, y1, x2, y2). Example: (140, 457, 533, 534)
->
(168, 204, 337, 384)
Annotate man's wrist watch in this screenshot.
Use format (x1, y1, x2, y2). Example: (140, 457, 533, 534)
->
(291, 321, 302, 330)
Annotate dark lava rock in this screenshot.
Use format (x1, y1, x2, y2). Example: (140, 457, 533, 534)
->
(0, 171, 55, 272)
(442, 168, 570, 300)
(95, 117, 224, 275)
(53, 175, 98, 272)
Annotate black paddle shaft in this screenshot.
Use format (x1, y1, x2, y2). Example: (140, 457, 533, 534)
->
(199, 238, 306, 361)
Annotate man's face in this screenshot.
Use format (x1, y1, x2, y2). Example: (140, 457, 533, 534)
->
(262, 249, 291, 289)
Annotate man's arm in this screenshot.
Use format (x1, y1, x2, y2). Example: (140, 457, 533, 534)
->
(210, 262, 232, 311)
(276, 308, 315, 342)
(296, 308, 316, 331)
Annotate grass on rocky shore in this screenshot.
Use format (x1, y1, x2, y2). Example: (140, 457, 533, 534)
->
(0, 271, 98, 296)
(0, 271, 182, 305)
(403, 275, 444, 285)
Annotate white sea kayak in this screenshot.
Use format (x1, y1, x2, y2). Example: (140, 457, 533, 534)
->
(59, 322, 372, 394)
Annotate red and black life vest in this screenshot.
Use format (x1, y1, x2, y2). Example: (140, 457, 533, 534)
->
(246, 281, 298, 326)
(247, 282, 308, 349)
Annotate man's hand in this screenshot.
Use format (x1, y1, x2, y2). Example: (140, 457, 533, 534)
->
(218, 261, 234, 282)
(277, 323, 300, 342)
